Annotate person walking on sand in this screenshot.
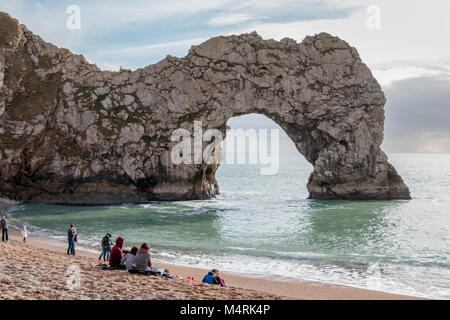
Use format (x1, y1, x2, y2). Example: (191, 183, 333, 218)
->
(1, 215, 8, 242)
(98, 232, 113, 262)
(21, 225, 29, 243)
(67, 224, 76, 255)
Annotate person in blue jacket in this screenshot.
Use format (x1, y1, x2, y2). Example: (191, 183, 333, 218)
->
(202, 269, 220, 285)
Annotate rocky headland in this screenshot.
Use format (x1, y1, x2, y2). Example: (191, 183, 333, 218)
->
(0, 12, 410, 204)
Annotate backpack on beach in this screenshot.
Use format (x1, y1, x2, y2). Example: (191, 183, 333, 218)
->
(101, 236, 109, 248)
(102, 236, 111, 248)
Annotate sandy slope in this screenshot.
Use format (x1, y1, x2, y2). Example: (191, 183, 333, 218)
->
(0, 237, 288, 300)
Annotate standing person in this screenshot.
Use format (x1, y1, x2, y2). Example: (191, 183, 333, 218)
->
(109, 236, 125, 268)
(1, 215, 8, 242)
(98, 232, 113, 262)
(134, 243, 152, 272)
(67, 224, 76, 255)
(21, 225, 29, 243)
(72, 226, 78, 243)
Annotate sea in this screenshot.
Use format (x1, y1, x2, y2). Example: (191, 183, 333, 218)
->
(5, 152, 450, 299)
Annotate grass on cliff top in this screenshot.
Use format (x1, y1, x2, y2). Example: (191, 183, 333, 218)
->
(5, 48, 60, 120)
(0, 12, 18, 49)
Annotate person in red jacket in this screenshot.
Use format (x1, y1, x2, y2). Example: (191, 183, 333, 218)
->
(109, 236, 125, 268)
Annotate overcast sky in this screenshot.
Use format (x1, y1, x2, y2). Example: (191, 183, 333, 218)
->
(1, 0, 449, 152)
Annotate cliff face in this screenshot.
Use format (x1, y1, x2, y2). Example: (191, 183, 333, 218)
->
(0, 12, 410, 205)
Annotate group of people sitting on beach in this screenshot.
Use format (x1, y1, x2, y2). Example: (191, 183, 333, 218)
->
(67, 226, 225, 287)
(104, 236, 153, 273)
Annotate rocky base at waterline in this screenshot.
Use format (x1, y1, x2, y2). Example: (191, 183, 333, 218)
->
(0, 12, 410, 204)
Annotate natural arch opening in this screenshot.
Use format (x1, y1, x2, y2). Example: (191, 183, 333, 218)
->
(216, 113, 313, 199)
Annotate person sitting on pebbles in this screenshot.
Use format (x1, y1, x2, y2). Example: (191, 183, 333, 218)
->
(134, 243, 152, 272)
(109, 236, 127, 269)
(202, 269, 226, 287)
(121, 246, 138, 271)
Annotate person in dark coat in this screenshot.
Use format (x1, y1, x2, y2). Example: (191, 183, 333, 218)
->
(1, 216, 8, 242)
(98, 232, 113, 261)
(67, 224, 76, 255)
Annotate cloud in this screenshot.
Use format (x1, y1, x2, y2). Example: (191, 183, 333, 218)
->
(207, 14, 257, 26)
(371, 57, 450, 85)
(382, 74, 450, 152)
(94, 37, 208, 56)
(88, 60, 121, 72)
(3, 0, 449, 70)
(74, 0, 356, 69)
(0, 0, 85, 50)
(85, 37, 209, 71)
(0, 0, 356, 73)
(234, 0, 450, 84)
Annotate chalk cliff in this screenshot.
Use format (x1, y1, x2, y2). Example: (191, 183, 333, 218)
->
(0, 12, 410, 204)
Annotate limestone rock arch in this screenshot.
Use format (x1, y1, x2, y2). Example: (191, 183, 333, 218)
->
(0, 12, 410, 204)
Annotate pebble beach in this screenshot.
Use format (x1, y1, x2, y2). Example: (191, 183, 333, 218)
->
(0, 236, 286, 300)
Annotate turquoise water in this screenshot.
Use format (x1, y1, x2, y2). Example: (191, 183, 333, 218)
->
(6, 153, 450, 299)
